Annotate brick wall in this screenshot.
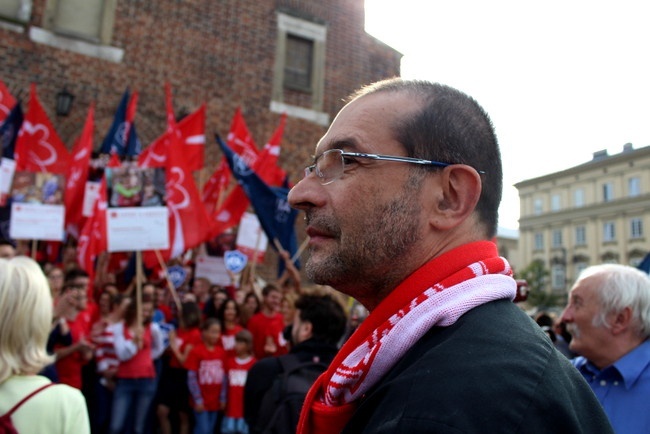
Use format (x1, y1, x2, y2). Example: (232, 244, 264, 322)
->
(0, 0, 400, 280)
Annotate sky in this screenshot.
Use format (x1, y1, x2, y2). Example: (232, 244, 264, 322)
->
(364, 0, 650, 230)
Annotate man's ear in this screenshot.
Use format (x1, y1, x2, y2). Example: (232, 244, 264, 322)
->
(300, 320, 313, 340)
(610, 307, 633, 335)
(429, 165, 482, 231)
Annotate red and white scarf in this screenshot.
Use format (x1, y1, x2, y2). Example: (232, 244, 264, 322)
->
(297, 241, 516, 434)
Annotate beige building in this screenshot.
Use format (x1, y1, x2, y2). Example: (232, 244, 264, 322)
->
(516, 143, 650, 295)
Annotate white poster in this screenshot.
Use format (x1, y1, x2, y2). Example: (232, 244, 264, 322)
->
(10, 203, 64, 241)
(194, 254, 231, 286)
(82, 181, 101, 217)
(106, 206, 169, 252)
(236, 212, 268, 263)
(0, 158, 16, 205)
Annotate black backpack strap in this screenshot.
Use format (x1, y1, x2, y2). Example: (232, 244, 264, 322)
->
(277, 354, 303, 374)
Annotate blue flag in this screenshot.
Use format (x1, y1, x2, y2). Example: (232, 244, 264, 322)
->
(0, 102, 23, 159)
(100, 89, 140, 157)
(637, 252, 650, 274)
(215, 134, 298, 273)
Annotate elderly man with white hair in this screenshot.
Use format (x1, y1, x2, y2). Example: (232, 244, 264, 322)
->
(561, 263, 650, 433)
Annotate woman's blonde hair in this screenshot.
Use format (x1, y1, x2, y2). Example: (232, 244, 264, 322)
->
(0, 256, 54, 383)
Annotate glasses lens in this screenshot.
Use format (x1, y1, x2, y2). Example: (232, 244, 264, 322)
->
(317, 150, 344, 185)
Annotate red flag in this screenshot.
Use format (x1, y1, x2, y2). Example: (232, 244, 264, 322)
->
(15, 84, 71, 174)
(64, 104, 94, 238)
(202, 157, 231, 215)
(0, 79, 17, 123)
(227, 107, 259, 166)
(77, 176, 108, 298)
(138, 83, 205, 171)
(145, 127, 211, 267)
(138, 105, 206, 171)
(254, 113, 287, 185)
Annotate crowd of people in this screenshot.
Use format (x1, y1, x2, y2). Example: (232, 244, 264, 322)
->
(2, 77, 649, 434)
(0, 238, 363, 434)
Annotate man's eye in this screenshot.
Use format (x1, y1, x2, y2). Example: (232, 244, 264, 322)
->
(341, 156, 357, 166)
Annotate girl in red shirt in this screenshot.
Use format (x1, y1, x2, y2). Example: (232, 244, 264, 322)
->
(185, 318, 227, 434)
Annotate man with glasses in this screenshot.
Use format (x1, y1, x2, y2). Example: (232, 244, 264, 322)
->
(289, 78, 613, 433)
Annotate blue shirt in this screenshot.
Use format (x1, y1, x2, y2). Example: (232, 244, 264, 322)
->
(573, 340, 650, 434)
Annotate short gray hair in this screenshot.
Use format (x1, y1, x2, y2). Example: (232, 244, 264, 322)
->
(0, 256, 54, 382)
(576, 264, 650, 338)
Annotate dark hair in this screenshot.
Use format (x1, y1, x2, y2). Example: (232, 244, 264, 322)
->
(216, 298, 240, 327)
(203, 289, 230, 319)
(124, 294, 155, 327)
(235, 329, 253, 345)
(201, 317, 221, 332)
(180, 301, 202, 329)
(351, 78, 502, 237)
(262, 284, 280, 298)
(294, 294, 346, 345)
(64, 268, 90, 284)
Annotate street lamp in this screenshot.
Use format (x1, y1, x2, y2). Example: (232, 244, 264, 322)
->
(55, 87, 75, 116)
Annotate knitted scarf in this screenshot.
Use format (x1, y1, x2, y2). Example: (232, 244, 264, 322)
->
(297, 241, 516, 434)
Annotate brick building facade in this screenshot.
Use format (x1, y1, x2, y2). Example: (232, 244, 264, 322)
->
(1, 0, 400, 174)
(1, 0, 400, 278)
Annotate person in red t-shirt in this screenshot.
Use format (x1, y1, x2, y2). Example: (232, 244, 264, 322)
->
(218, 299, 244, 358)
(156, 301, 202, 434)
(109, 295, 164, 434)
(185, 318, 227, 434)
(222, 329, 256, 434)
(53, 281, 94, 390)
(246, 285, 288, 359)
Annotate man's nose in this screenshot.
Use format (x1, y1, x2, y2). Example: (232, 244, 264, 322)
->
(288, 176, 324, 211)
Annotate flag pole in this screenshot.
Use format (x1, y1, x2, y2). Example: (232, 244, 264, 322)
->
(154, 249, 182, 315)
(291, 237, 309, 263)
(31, 239, 37, 260)
(136, 250, 143, 348)
(249, 228, 263, 287)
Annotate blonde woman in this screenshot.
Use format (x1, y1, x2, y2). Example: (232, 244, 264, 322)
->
(0, 257, 90, 433)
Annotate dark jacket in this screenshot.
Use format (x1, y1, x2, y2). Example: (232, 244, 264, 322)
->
(343, 299, 614, 433)
(244, 338, 338, 431)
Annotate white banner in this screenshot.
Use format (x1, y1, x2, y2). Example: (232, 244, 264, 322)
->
(194, 254, 232, 286)
(10, 203, 64, 241)
(106, 206, 169, 252)
(236, 212, 268, 263)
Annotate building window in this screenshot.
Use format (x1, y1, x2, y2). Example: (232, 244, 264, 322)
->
(603, 221, 616, 242)
(0, 0, 31, 22)
(628, 177, 641, 197)
(574, 188, 585, 207)
(534, 232, 544, 250)
(284, 34, 313, 92)
(603, 182, 614, 202)
(552, 229, 563, 248)
(551, 264, 566, 291)
(42, 0, 116, 44)
(533, 198, 543, 215)
(575, 225, 586, 246)
(630, 218, 643, 239)
(551, 194, 561, 212)
(575, 262, 588, 278)
(271, 12, 328, 125)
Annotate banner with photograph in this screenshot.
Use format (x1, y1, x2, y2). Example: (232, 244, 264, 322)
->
(9, 171, 65, 240)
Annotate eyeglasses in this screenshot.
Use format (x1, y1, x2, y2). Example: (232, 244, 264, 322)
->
(304, 149, 485, 185)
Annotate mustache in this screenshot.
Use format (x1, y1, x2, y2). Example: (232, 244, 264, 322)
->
(305, 211, 341, 237)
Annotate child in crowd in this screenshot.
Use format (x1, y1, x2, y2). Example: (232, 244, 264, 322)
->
(185, 318, 227, 434)
(156, 301, 202, 434)
(218, 298, 244, 358)
(221, 330, 256, 434)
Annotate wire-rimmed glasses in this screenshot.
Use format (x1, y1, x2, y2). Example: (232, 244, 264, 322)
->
(304, 149, 485, 185)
